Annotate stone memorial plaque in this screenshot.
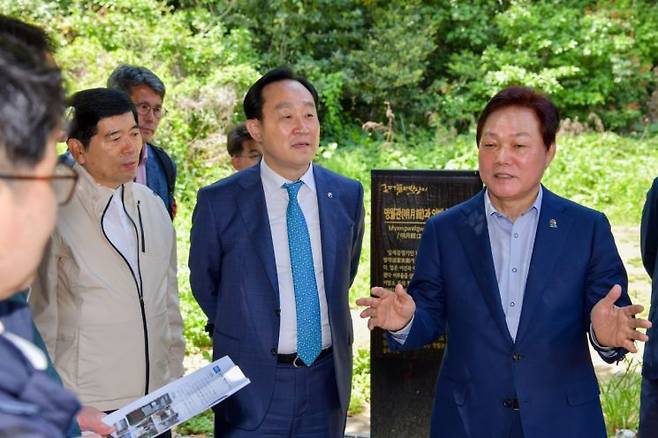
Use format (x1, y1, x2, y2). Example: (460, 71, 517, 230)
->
(370, 169, 482, 437)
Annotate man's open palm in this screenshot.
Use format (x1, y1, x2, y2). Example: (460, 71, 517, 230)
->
(591, 284, 651, 353)
(356, 284, 416, 331)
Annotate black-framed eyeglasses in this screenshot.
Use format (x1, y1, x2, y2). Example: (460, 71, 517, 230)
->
(0, 162, 78, 205)
(135, 102, 166, 118)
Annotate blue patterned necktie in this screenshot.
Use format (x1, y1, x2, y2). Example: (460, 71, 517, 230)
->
(283, 180, 322, 366)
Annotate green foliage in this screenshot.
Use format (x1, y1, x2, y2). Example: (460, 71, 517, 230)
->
(348, 348, 371, 415)
(210, 0, 448, 131)
(544, 132, 658, 223)
(211, 0, 658, 134)
(600, 359, 642, 435)
(175, 408, 214, 435)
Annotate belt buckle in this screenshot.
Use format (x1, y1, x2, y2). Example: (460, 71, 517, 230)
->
(292, 355, 304, 368)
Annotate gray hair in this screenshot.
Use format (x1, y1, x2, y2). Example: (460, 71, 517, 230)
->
(107, 64, 166, 99)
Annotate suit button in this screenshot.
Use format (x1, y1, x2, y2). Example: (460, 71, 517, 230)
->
(271, 348, 277, 356)
(275, 309, 281, 317)
(513, 353, 523, 361)
(503, 399, 513, 408)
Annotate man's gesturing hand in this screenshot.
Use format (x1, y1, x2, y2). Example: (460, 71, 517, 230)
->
(591, 284, 652, 353)
(356, 284, 416, 331)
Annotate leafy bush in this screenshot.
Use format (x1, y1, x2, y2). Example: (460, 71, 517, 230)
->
(209, 0, 658, 134)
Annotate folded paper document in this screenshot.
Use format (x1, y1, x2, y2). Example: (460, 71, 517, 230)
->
(102, 356, 249, 438)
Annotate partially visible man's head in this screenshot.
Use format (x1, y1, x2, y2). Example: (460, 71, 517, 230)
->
(107, 64, 166, 143)
(476, 86, 558, 216)
(0, 16, 65, 297)
(67, 88, 142, 189)
(227, 122, 262, 171)
(243, 67, 320, 181)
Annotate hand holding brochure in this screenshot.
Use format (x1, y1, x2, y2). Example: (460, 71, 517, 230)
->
(102, 356, 249, 438)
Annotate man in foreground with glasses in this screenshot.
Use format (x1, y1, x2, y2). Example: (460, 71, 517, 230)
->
(108, 64, 177, 219)
(0, 16, 85, 437)
(29, 88, 185, 437)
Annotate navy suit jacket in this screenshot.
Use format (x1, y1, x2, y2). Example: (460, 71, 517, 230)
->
(390, 187, 629, 438)
(641, 177, 658, 379)
(189, 163, 364, 430)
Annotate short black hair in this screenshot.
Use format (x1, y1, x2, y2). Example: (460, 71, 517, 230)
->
(67, 88, 138, 149)
(476, 86, 560, 149)
(0, 16, 64, 168)
(107, 64, 166, 99)
(243, 67, 319, 120)
(226, 122, 253, 157)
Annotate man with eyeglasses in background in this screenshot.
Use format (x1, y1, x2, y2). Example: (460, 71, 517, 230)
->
(29, 88, 184, 438)
(0, 15, 117, 438)
(108, 64, 177, 219)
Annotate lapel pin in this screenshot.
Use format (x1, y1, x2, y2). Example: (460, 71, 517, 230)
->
(549, 218, 558, 229)
(327, 192, 333, 198)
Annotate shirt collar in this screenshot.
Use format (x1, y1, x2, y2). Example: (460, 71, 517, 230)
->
(260, 158, 316, 194)
(484, 186, 543, 219)
(139, 142, 149, 166)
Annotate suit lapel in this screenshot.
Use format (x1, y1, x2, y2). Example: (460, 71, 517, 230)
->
(515, 188, 571, 345)
(236, 167, 280, 303)
(314, 166, 339, 306)
(456, 191, 514, 345)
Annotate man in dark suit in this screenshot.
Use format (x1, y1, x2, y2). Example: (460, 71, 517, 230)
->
(358, 86, 650, 438)
(639, 178, 658, 436)
(189, 67, 364, 437)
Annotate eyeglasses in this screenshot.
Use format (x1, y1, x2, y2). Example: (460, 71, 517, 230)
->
(0, 162, 79, 205)
(135, 102, 166, 118)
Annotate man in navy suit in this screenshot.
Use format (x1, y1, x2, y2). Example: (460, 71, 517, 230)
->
(358, 86, 651, 437)
(639, 178, 658, 436)
(189, 68, 364, 437)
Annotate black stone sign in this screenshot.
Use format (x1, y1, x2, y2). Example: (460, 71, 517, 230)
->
(370, 169, 482, 437)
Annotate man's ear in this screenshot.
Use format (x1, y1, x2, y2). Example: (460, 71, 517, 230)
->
(67, 138, 85, 165)
(245, 119, 263, 143)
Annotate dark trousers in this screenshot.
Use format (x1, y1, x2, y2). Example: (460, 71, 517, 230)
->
(639, 377, 658, 438)
(214, 352, 342, 438)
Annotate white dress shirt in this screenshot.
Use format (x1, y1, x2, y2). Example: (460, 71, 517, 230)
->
(260, 159, 331, 354)
(102, 186, 140, 279)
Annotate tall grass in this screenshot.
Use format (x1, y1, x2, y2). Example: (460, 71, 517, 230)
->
(600, 359, 642, 435)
